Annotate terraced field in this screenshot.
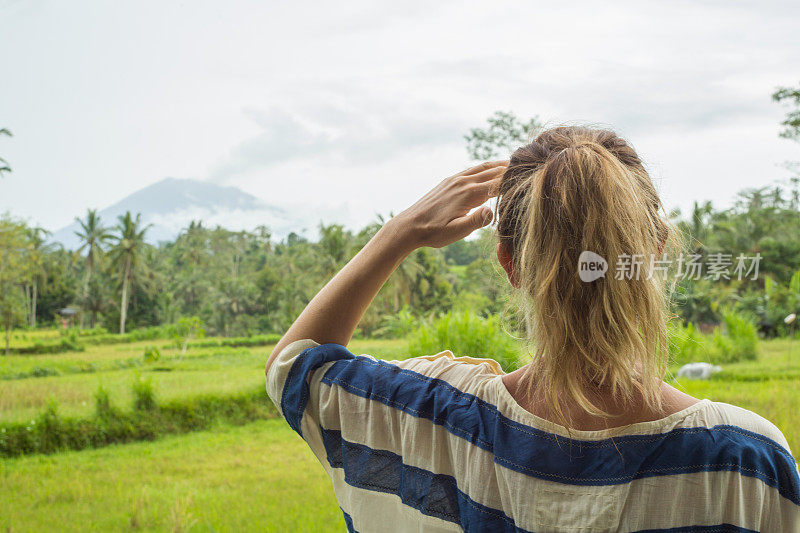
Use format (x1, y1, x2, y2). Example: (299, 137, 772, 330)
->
(1, 331, 798, 531)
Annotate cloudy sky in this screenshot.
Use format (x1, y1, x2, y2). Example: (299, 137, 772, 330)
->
(1, 0, 799, 236)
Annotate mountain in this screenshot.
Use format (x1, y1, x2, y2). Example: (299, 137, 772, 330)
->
(52, 178, 303, 249)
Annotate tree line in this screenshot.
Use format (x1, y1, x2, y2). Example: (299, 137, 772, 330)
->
(0, 209, 508, 351)
(1, 171, 799, 349)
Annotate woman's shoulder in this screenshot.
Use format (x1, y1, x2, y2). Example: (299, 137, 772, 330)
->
(700, 400, 793, 455)
(385, 350, 504, 393)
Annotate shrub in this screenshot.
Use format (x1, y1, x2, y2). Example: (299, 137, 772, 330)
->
(173, 316, 205, 357)
(82, 325, 177, 346)
(77, 326, 109, 337)
(143, 346, 161, 363)
(8, 335, 85, 355)
(373, 306, 419, 339)
(0, 387, 278, 457)
(94, 385, 114, 419)
(721, 311, 759, 361)
(60, 330, 82, 350)
(709, 329, 737, 363)
(669, 311, 759, 366)
(407, 310, 521, 371)
(31, 366, 61, 378)
(186, 334, 281, 349)
(668, 321, 707, 366)
(35, 400, 67, 453)
(132, 376, 157, 411)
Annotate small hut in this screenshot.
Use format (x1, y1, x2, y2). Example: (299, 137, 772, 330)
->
(58, 307, 78, 329)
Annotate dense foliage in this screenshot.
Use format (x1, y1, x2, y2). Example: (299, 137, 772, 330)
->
(0, 211, 514, 345)
(408, 310, 522, 371)
(1, 177, 800, 350)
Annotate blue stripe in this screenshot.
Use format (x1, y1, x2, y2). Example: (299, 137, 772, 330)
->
(321, 426, 530, 533)
(315, 346, 800, 506)
(633, 525, 758, 532)
(279, 343, 355, 436)
(340, 507, 356, 533)
(327, 428, 760, 533)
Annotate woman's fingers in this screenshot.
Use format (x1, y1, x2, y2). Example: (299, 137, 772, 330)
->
(466, 177, 502, 203)
(462, 165, 507, 184)
(443, 206, 494, 243)
(395, 161, 506, 249)
(456, 160, 509, 177)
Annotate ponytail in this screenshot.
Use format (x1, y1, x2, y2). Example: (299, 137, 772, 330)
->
(495, 126, 679, 428)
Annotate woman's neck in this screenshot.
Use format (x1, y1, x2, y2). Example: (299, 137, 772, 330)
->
(501, 366, 700, 431)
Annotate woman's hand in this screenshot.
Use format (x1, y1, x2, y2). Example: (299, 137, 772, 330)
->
(391, 160, 508, 250)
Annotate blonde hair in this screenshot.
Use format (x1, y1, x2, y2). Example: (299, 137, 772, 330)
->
(494, 125, 679, 428)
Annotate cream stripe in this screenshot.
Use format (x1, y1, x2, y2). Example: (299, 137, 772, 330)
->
(311, 383, 798, 532)
(492, 372, 796, 458)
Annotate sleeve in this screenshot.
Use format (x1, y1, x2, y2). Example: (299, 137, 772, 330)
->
(383, 349, 504, 390)
(267, 339, 386, 477)
(265, 340, 506, 482)
(265, 338, 349, 437)
(735, 411, 800, 531)
(762, 452, 800, 531)
(266, 342, 505, 434)
(265, 338, 320, 423)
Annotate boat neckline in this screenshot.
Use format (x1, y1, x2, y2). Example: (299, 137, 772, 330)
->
(492, 374, 713, 440)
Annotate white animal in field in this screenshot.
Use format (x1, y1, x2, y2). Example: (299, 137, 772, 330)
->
(676, 362, 722, 380)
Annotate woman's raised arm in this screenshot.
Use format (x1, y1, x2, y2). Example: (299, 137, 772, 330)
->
(265, 160, 507, 374)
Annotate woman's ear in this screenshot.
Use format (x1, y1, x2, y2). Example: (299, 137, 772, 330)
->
(496, 242, 519, 289)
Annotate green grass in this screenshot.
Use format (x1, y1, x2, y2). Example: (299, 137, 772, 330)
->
(2, 331, 799, 451)
(5, 328, 64, 348)
(0, 337, 409, 423)
(0, 419, 344, 532)
(666, 336, 800, 452)
(0, 340, 182, 375)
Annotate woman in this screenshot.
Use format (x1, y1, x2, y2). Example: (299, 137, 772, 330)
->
(265, 126, 800, 532)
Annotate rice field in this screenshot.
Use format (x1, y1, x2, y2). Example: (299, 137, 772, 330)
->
(0, 419, 343, 532)
(1, 331, 799, 531)
(0, 337, 408, 424)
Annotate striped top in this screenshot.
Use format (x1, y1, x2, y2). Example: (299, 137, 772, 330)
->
(265, 339, 800, 532)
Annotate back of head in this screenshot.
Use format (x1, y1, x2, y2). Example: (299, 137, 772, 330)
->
(495, 125, 678, 426)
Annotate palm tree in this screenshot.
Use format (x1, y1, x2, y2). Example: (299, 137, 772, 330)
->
(75, 209, 112, 327)
(82, 275, 108, 329)
(363, 214, 421, 312)
(110, 212, 150, 334)
(171, 220, 210, 312)
(24, 227, 55, 328)
(0, 128, 12, 178)
(391, 254, 422, 311)
(316, 223, 352, 277)
(688, 201, 714, 251)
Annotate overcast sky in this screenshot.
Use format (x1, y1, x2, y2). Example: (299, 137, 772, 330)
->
(1, 0, 799, 235)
